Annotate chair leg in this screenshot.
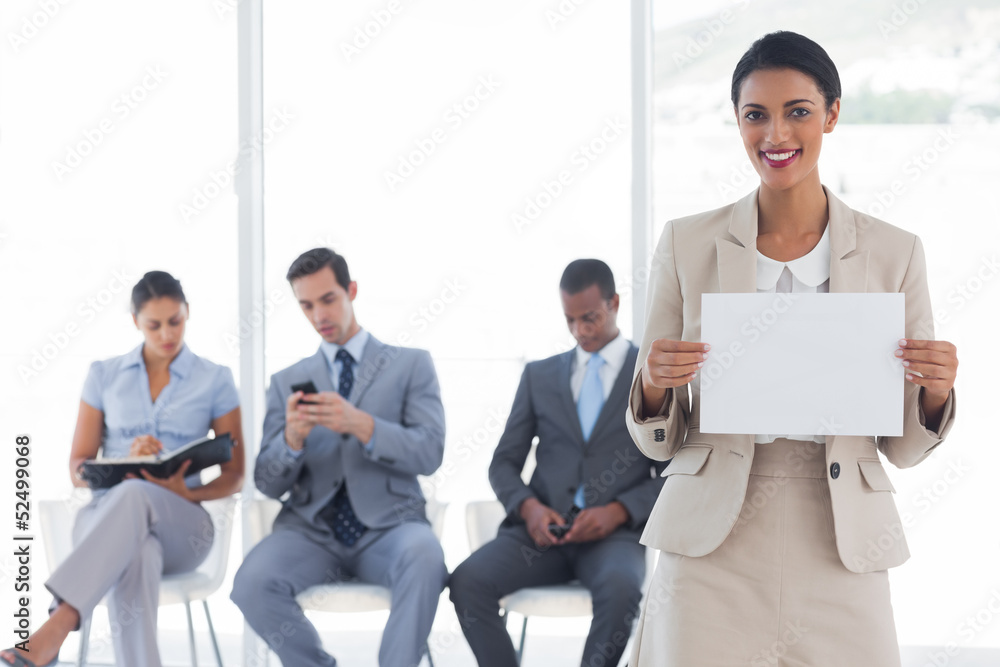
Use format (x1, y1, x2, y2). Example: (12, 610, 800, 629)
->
(202, 600, 224, 667)
(76, 616, 91, 667)
(516, 616, 528, 666)
(184, 601, 199, 666)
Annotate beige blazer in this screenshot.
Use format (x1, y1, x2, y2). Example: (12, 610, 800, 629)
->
(627, 185, 957, 574)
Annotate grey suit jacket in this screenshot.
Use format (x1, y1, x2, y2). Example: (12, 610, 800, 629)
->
(490, 344, 667, 541)
(254, 334, 445, 536)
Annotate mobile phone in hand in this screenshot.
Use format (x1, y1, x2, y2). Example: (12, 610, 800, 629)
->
(548, 504, 582, 538)
(290, 381, 319, 405)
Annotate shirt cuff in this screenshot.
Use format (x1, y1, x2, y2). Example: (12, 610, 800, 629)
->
(363, 422, 376, 454)
(284, 440, 305, 459)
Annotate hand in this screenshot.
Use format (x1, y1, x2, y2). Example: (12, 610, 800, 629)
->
(896, 339, 958, 399)
(284, 391, 316, 450)
(128, 434, 163, 458)
(641, 339, 709, 416)
(137, 460, 194, 502)
(562, 502, 629, 543)
(296, 392, 374, 443)
(519, 497, 565, 548)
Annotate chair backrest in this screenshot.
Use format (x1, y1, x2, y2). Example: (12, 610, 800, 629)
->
(247, 497, 283, 543)
(39, 497, 81, 569)
(465, 499, 507, 551)
(249, 492, 448, 543)
(194, 496, 238, 593)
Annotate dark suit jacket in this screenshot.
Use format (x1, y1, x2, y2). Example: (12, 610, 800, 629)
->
(254, 334, 445, 536)
(490, 343, 667, 541)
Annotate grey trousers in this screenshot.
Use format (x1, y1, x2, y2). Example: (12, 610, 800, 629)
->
(45, 479, 214, 667)
(231, 521, 448, 667)
(449, 527, 645, 667)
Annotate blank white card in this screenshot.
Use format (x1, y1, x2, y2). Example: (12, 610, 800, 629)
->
(699, 292, 905, 437)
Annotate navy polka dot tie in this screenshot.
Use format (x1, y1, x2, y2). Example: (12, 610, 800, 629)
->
(325, 348, 366, 546)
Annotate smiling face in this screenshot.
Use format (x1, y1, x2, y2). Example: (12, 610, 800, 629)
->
(292, 266, 360, 345)
(736, 67, 840, 193)
(133, 297, 188, 362)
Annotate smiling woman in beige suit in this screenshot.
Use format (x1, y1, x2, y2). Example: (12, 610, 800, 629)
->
(626, 31, 958, 666)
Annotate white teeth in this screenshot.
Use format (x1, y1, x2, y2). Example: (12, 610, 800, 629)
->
(765, 150, 797, 161)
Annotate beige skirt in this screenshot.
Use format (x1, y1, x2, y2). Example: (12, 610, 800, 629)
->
(629, 438, 902, 667)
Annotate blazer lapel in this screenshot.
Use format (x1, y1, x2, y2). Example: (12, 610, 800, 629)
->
(825, 186, 870, 294)
(308, 349, 335, 393)
(350, 335, 388, 405)
(716, 188, 760, 293)
(587, 344, 639, 445)
(557, 351, 585, 444)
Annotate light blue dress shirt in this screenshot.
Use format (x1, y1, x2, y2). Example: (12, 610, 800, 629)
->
(81, 343, 240, 483)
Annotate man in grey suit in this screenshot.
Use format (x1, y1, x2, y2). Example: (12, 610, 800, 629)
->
(231, 247, 447, 667)
(449, 259, 666, 667)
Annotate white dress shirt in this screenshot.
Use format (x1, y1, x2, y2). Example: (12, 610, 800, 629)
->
(570, 332, 630, 402)
(754, 223, 831, 445)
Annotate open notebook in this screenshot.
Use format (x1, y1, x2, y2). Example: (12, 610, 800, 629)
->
(80, 433, 234, 490)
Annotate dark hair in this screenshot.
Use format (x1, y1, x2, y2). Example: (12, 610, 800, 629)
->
(286, 247, 352, 289)
(731, 31, 841, 109)
(131, 271, 186, 314)
(560, 259, 616, 300)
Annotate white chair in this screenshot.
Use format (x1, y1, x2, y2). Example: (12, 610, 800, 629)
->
(465, 499, 657, 665)
(248, 494, 448, 666)
(39, 495, 237, 667)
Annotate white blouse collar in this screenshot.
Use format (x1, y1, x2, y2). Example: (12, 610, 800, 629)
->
(756, 223, 831, 290)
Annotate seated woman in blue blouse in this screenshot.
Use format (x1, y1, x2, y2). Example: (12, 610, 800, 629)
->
(2, 271, 244, 667)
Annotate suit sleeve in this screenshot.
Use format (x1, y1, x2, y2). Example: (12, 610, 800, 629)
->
(364, 350, 445, 477)
(613, 457, 668, 530)
(253, 374, 307, 498)
(626, 219, 691, 460)
(488, 365, 539, 518)
(878, 235, 957, 468)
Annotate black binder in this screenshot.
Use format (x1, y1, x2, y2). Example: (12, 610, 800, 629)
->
(80, 433, 234, 490)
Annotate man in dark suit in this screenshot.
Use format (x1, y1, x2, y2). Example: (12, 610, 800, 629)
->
(231, 248, 447, 667)
(449, 259, 666, 667)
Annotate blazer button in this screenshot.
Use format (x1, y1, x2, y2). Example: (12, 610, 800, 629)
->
(830, 462, 841, 479)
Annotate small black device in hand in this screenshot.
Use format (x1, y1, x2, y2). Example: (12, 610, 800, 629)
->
(548, 504, 582, 539)
(291, 381, 319, 405)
